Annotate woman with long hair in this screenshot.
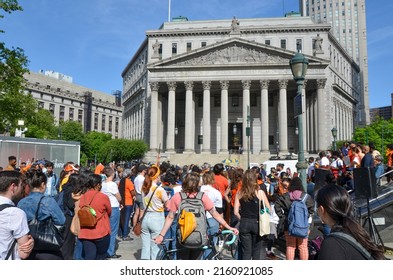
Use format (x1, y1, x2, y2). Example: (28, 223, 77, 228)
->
(275, 177, 314, 260)
(17, 168, 66, 260)
(154, 172, 238, 260)
(140, 165, 169, 260)
(233, 170, 270, 260)
(78, 173, 112, 260)
(224, 167, 243, 227)
(316, 184, 385, 259)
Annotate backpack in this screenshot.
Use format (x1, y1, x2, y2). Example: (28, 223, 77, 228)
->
(308, 235, 324, 259)
(78, 192, 99, 228)
(288, 193, 310, 238)
(176, 192, 208, 248)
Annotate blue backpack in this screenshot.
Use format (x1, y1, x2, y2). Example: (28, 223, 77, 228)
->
(288, 193, 309, 238)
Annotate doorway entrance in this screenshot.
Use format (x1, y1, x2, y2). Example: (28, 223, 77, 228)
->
(228, 123, 242, 153)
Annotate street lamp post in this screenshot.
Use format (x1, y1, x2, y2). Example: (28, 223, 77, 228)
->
(246, 106, 251, 169)
(290, 50, 309, 191)
(331, 127, 337, 151)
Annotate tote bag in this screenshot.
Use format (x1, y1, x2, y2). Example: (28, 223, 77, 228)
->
(258, 193, 270, 237)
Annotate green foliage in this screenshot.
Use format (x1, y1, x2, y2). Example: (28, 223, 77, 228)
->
(24, 108, 57, 139)
(59, 121, 84, 142)
(353, 118, 393, 156)
(98, 139, 148, 163)
(0, 0, 22, 23)
(82, 131, 112, 161)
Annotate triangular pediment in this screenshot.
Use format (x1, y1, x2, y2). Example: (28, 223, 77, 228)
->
(148, 37, 327, 69)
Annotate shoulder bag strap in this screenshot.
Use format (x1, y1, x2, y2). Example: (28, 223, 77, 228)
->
(35, 196, 45, 219)
(329, 232, 374, 260)
(5, 239, 17, 260)
(88, 191, 100, 206)
(139, 186, 158, 223)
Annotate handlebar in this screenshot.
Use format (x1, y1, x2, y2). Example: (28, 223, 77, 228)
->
(220, 229, 237, 245)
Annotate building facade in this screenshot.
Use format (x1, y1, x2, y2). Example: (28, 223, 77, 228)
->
(24, 70, 123, 137)
(301, 0, 369, 125)
(122, 16, 362, 165)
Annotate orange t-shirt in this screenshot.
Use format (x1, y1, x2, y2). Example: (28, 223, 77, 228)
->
(124, 178, 135, 206)
(230, 181, 242, 207)
(214, 174, 229, 198)
(94, 164, 104, 175)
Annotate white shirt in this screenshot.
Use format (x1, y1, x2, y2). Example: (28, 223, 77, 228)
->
(0, 196, 30, 260)
(134, 174, 145, 194)
(101, 181, 120, 208)
(200, 184, 222, 219)
(320, 156, 330, 167)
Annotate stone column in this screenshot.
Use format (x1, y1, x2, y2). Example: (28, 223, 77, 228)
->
(302, 80, 308, 153)
(242, 80, 251, 152)
(166, 81, 177, 153)
(184, 81, 194, 153)
(260, 80, 270, 154)
(149, 81, 159, 151)
(278, 79, 288, 154)
(313, 91, 318, 152)
(202, 81, 211, 152)
(317, 79, 326, 151)
(220, 80, 229, 153)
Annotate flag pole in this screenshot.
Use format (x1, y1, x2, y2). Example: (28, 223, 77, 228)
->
(168, 0, 171, 22)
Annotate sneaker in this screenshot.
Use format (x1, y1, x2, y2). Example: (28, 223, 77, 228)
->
(107, 254, 122, 259)
(122, 236, 133, 241)
(266, 252, 279, 260)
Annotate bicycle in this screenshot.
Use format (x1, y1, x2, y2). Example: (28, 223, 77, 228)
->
(157, 229, 237, 260)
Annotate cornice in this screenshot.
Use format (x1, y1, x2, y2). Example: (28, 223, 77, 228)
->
(146, 25, 331, 38)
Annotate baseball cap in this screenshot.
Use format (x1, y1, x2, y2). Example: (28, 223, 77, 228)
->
(64, 164, 78, 172)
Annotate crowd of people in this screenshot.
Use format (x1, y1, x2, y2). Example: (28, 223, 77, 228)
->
(0, 148, 387, 260)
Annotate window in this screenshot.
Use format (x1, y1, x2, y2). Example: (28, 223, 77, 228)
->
(186, 42, 192, 52)
(265, 40, 271, 45)
(296, 39, 303, 52)
(214, 95, 220, 107)
(69, 108, 74, 120)
(109, 116, 113, 132)
(101, 115, 106, 131)
(172, 43, 177, 54)
(201, 41, 207, 47)
(38, 102, 44, 109)
(115, 117, 119, 133)
(78, 110, 83, 123)
(232, 95, 239, 107)
(94, 113, 99, 130)
(49, 104, 55, 115)
(280, 39, 286, 49)
(250, 93, 257, 107)
(159, 44, 163, 59)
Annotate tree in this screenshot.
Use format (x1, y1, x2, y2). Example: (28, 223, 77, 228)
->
(353, 117, 393, 157)
(25, 108, 57, 139)
(0, 0, 30, 133)
(59, 121, 85, 142)
(98, 139, 148, 163)
(82, 131, 112, 162)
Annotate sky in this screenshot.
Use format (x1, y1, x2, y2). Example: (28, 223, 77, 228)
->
(1, 0, 392, 108)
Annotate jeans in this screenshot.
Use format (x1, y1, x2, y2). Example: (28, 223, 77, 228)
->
(73, 238, 84, 260)
(81, 234, 110, 260)
(107, 207, 120, 256)
(239, 217, 264, 260)
(164, 213, 178, 259)
(203, 217, 220, 259)
(141, 211, 165, 260)
(120, 205, 134, 238)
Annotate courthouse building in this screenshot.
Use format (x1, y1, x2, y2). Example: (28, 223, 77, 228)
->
(122, 16, 363, 165)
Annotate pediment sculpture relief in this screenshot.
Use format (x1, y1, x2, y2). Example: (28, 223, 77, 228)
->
(173, 44, 288, 66)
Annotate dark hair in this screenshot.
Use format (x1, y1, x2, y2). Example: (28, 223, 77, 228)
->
(316, 185, 385, 260)
(0, 170, 21, 192)
(25, 168, 47, 191)
(88, 174, 103, 189)
(45, 161, 54, 168)
(213, 163, 224, 175)
(288, 177, 304, 192)
(73, 168, 94, 194)
(229, 168, 243, 190)
(104, 166, 114, 177)
(8, 156, 16, 161)
(182, 172, 201, 193)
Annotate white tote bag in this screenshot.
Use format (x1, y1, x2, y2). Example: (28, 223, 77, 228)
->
(258, 193, 270, 237)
